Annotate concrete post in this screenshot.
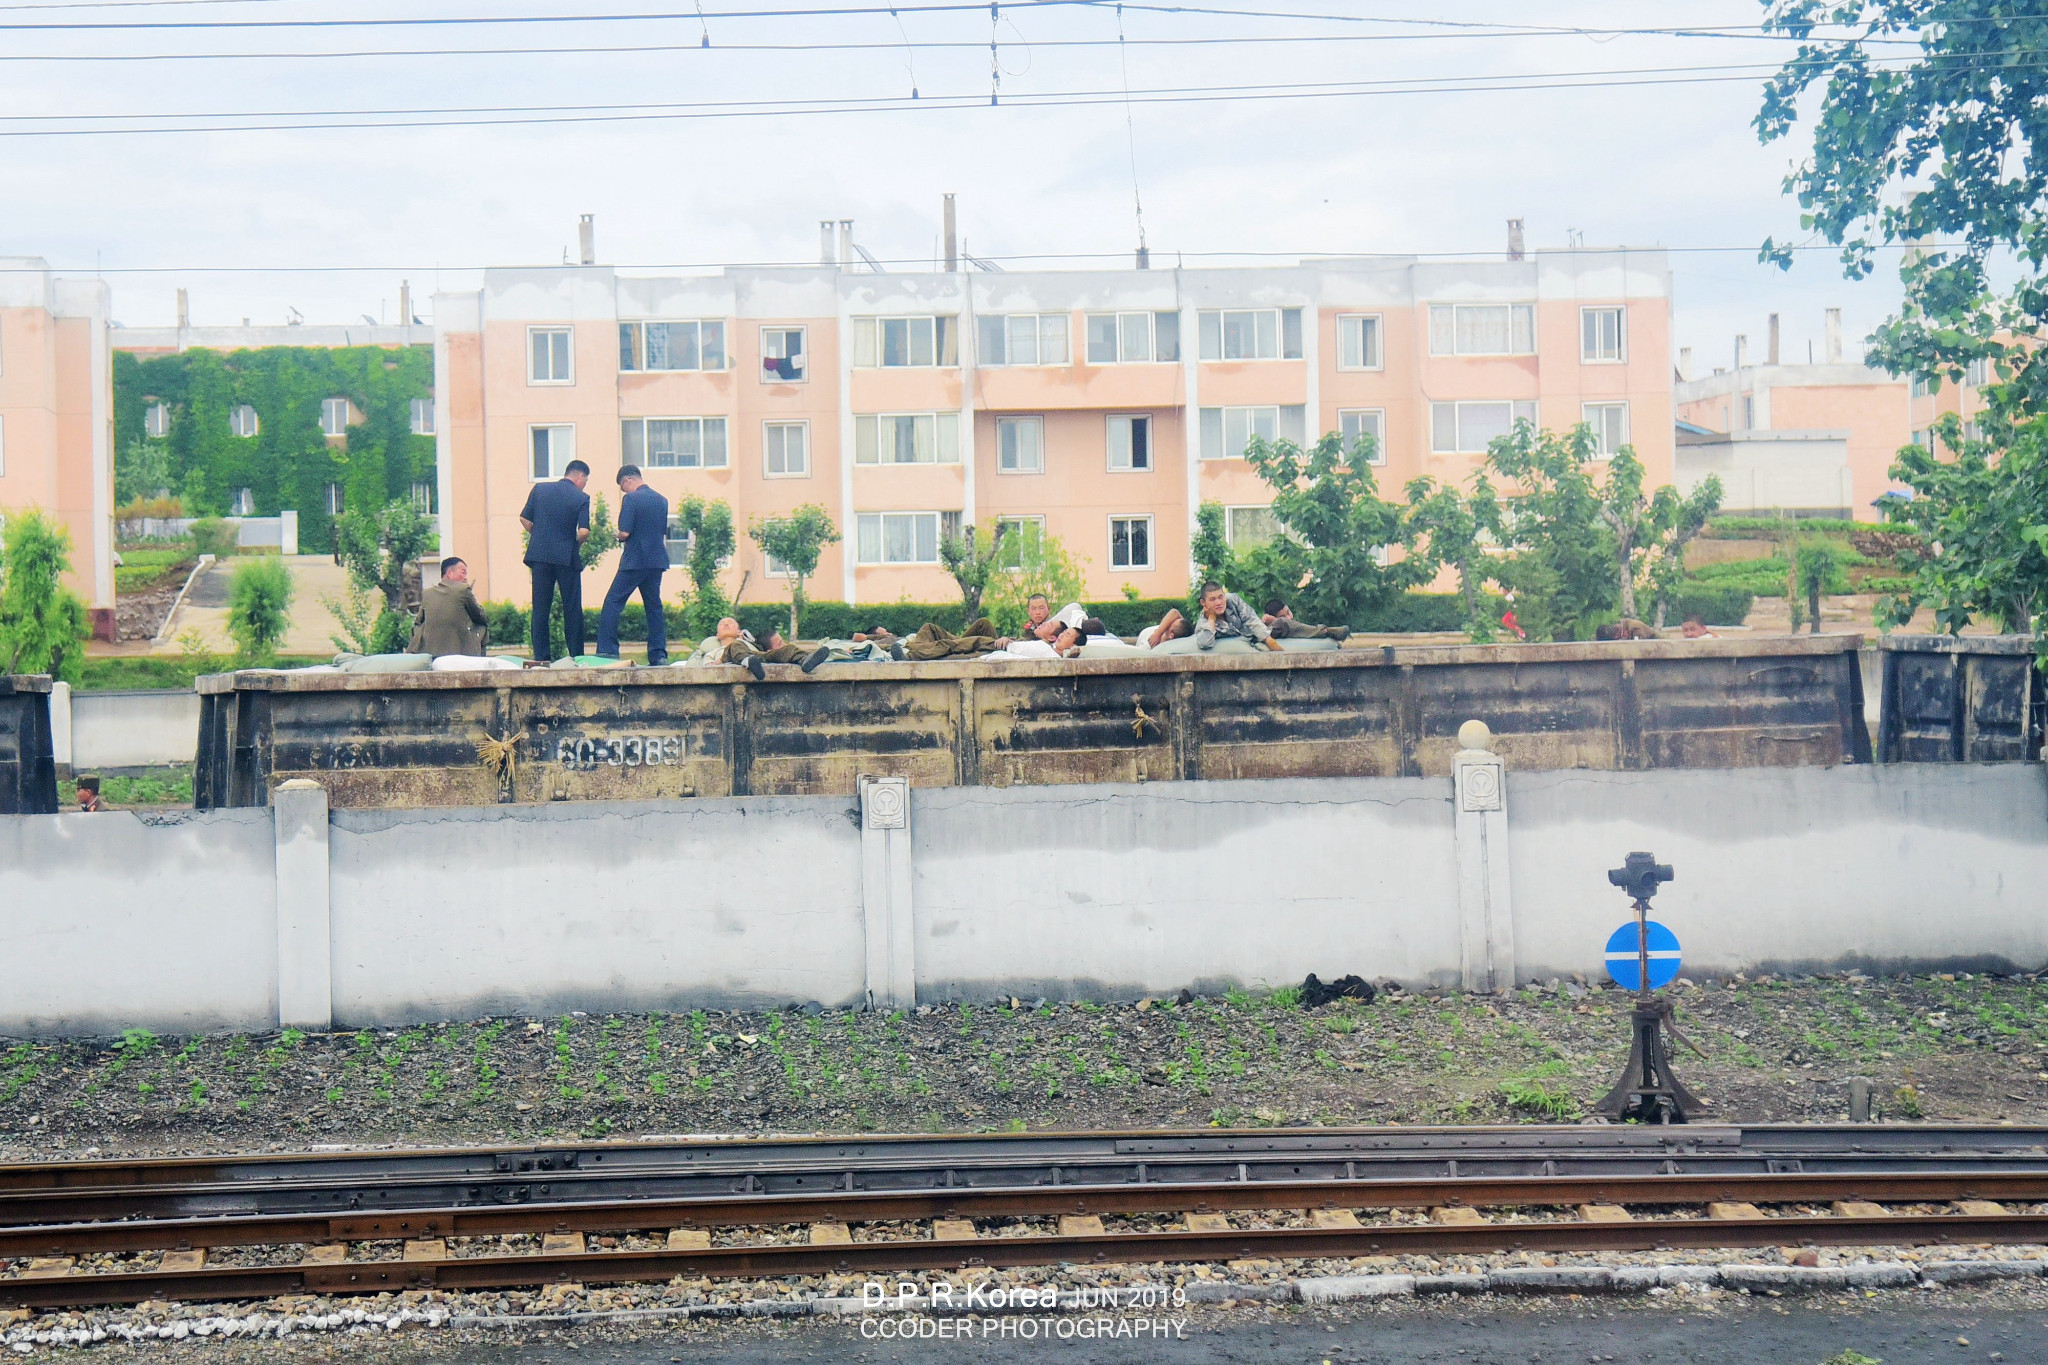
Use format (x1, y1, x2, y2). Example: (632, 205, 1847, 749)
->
(273, 778, 334, 1032)
(1452, 719, 1515, 993)
(858, 775, 916, 1012)
(47, 681, 73, 772)
(279, 509, 299, 556)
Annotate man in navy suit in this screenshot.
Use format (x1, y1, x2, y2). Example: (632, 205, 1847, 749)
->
(519, 458, 591, 661)
(596, 464, 672, 664)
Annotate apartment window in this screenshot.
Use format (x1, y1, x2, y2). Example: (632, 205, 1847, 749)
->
(1913, 427, 1934, 450)
(1109, 515, 1154, 571)
(143, 402, 171, 438)
(1338, 408, 1387, 465)
(849, 315, 957, 368)
(1966, 358, 1990, 386)
(977, 313, 1069, 366)
(410, 482, 435, 512)
(1582, 402, 1630, 457)
(1197, 308, 1304, 361)
(1427, 303, 1536, 356)
(1198, 404, 1307, 459)
(996, 416, 1044, 474)
(854, 412, 960, 465)
(229, 404, 259, 438)
(1742, 395, 1756, 429)
(763, 550, 795, 577)
(621, 417, 728, 469)
(1581, 306, 1626, 363)
(993, 514, 1045, 568)
(323, 482, 344, 516)
(1107, 414, 1151, 471)
(1225, 505, 1284, 551)
(319, 397, 352, 437)
(764, 420, 809, 477)
(529, 327, 573, 383)
(530, 424, 576, 479)
(856, 511, 943, 564)
(1909, 373, 1932, 398)
(410, 398, 435, 435)
(665, 517, 694, 563)
(617, 320, 726, 373)
(230, 487, 255, 516)
(1337, 314, 1383, 370)
(760, 326, 805, 381)
(1428, 400, 1538, 453)
(1083, 311, 1178, 364)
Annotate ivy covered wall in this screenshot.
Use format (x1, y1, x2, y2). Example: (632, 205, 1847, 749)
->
(112, 345, 434, 548)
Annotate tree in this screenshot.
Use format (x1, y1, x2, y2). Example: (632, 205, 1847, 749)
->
(0, 510, 90, 682)
(227, 556, 295, 664)
(333, 498, 435, 653)
(1874, 416, 2048, 643)
(1595, 448, 1724, 625)
(115, 439, 174, 508)
(672, 496, 735, 635)
(1239, 431, 1431, 624)
(1405, 473, 1504, 640)
(1483, 424, 1618, 640)
(578, 492, 620, 570)
(939, 524, 1001, 620)
(748, 504, 840, 638)
(1757, 2, 2048, 426)
(980, 522, 1088, 634)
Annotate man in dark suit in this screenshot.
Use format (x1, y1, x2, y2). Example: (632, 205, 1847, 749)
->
(519, 458, 591, 661)
(596, 464, 672, 664)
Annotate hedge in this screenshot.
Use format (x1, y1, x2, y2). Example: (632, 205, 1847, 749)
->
(479, 592, 1489, 649)
(1667, 582, 1755, 626)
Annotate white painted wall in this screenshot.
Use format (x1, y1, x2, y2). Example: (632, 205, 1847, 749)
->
(68, 691, 200, 769)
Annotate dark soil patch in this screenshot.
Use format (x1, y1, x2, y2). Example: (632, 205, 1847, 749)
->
(2, 973, 2043, 1159)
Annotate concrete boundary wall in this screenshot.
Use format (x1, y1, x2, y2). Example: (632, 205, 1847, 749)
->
(0, 757, 2042, 1036)
(49, 686, 202, 771)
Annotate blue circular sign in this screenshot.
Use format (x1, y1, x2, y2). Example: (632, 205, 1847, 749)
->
(1604, 920, 1682, 991)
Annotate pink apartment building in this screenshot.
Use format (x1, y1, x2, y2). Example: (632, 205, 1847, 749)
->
(0, 258, 114, 631)
(433, 248, 1674, 608)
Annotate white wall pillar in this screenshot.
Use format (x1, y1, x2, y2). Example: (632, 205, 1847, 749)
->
(859, 775, 916, 1011)
(273, 778, 334, 1031)
(47, 681, 72, 770)
(279, 509, 299, 557)
(1452, 719, 1515, 993)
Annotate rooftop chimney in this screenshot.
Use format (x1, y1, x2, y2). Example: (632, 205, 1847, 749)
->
(1824, 307, 1842, 363)
(175, 288, 189, 330)
(1506, 218, 1526, 262)
(838, 219, 853, 269)
(577, 214, 595, 266)
(820, 221, 835, 265)
(943, 194, 957, 272)
(1768, 312, 1781, 365)
(1136, 246, 1150, 270)
(399, 281, 412, 328)
(1678, 346, 1692, 381)
(1735, 334, 1749, 370)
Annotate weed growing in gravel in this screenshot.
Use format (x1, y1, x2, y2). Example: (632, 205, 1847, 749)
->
(1499, 1061, 1580, 1121)
(468, 1021, 509, 1104)
(554, 1017, 581, 1101)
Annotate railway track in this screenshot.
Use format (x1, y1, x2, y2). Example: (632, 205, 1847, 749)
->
(4, 1125, 2046, 1311)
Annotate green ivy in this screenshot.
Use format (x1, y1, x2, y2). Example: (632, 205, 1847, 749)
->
(113, 346, 434, 550)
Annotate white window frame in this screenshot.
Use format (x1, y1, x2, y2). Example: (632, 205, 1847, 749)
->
(1108, 514, 1155, 572)
(1580, 306, 1626, 364)
(995, 415, 1044, 475)
(849, 315, 957, 369)
(1107, 413, 1151, 472)
(1224, 505, 1285, 551)
(1198, 404, 1306, 460)
(855, 510, 945, 565)
(1428, 400, 1538, 454)
(1581, 401, 1630, 458)
(1338, 408, 1387, 465)
(617, 319, 726, 374)
(323, 482, 344, 516)
(410, 482, 434, 513)
(144, 402, 171, 438)
(760, 325, 806, 383)
(854, 412, 961, 465)
(528, 326, 574, 384)
(229, 487, 255, 516)
(763, 419, 810, 477)
(1336, 314, 1383, 371)
(1427, 303, 1537, 357)
(529, 423, 576, 480)
(319, 397, 352, 438)
(229, 404, 259, 439)
(977, 313, 1070, 367)
(992, 514, 1046, 569)
(1084, 311, 1179, 365)
(763, 550, 796, 578)
(1197, 307, 1304, 362)
(621, 416, 729, 470)
(409, 398, 435, 435)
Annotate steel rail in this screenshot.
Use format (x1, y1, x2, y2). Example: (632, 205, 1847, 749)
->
(4, 1209, 2048, 1311)
(4, 1169, 2048, 1260)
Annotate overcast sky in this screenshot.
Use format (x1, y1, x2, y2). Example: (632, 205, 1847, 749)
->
(1, 0, 1907, 370)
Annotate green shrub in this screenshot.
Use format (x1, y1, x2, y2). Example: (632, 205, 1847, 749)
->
(1668, 582, 1755, 625)
(0, 509, 92, 681)
(189, 517, 237, 561)
(1704, 514, 1863, 538)
(226, 556, 294, 663)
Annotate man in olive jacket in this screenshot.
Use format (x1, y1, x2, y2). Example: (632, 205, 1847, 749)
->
(410, 556, 491, 658)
